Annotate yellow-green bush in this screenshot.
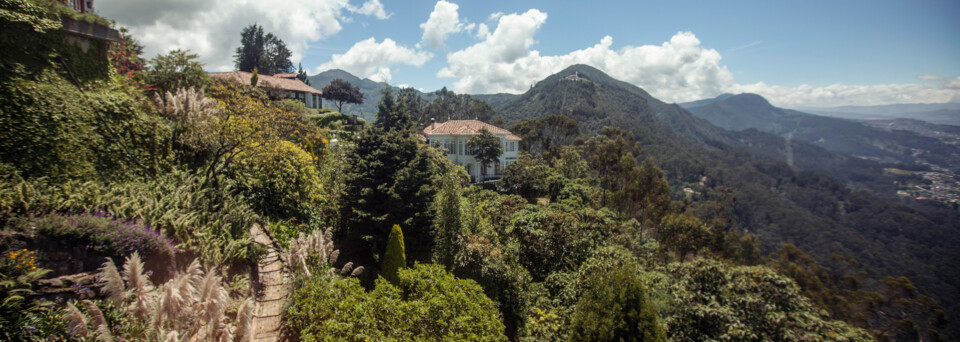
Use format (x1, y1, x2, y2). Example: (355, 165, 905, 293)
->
(228, 139, 324, 220)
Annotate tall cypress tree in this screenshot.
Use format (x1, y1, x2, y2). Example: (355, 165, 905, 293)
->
(381, 224, 406, 286)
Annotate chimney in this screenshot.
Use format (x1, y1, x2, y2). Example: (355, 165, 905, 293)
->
(431, 118, 435, 130)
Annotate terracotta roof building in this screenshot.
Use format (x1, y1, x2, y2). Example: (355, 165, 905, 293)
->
(208, 71, 322, 109)
(423, 120, 521, 183)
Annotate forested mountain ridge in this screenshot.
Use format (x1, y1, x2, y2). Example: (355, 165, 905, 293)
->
(496, 64, 960, 338)
(687, 93, 959, 170)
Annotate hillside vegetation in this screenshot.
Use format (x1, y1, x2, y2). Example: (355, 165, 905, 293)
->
(0, 3, 955, 340)
(497, 64, 960, 339)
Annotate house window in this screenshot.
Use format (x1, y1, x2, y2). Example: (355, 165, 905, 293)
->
(444, 140, 456, 154)
(494, 160, 501, 175)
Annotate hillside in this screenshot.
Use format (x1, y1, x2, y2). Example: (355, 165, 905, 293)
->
(688, 93, 960, 170)
(496, 65, 960, 338)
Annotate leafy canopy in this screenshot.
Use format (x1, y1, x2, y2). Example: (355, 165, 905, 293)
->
(144, 49, 211, 95)
(232, 23, 293, 75)
(321, 78, 364, 112)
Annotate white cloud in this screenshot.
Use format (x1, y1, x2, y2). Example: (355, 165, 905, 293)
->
(732, 81, 960, 108)
(475, 23, 490, 39)
(351, 0, 391, 19)
(420, 0, 471, 49)
(98, 0, 389, 72)
(438, 10, 730, 101)
(437, 10, 960, 106)
(317, 37, 433, 83)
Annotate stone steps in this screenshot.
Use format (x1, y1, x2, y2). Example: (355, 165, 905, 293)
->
(248, 223, 290, 342)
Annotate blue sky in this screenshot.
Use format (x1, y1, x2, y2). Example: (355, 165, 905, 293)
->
(100, 0, 960, 107)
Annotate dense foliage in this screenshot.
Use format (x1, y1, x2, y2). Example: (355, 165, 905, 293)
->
(287, 264, 507, 341)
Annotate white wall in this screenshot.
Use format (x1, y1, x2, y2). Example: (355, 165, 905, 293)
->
(429, 133, 520, 183)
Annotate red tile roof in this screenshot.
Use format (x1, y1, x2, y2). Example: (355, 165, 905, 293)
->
(273, 73, 299, 79)
(423, 120, 521, 140)
(208, 71, 322, 95)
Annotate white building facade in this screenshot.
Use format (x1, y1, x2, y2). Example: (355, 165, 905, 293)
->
(423, 120, 521, 183)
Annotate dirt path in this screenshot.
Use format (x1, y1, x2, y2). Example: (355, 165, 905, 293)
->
(249, 223, 290, 342)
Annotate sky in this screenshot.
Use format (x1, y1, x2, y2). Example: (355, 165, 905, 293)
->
(97, 0, 960, 108)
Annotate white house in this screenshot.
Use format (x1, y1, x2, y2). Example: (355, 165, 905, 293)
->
(208, 71, 323, 109)
(423, 120, 521, 183)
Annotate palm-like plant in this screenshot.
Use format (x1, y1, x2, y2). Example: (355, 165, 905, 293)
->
(0, 268, 52, 335)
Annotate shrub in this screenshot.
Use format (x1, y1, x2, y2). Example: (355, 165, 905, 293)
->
(287, 264, 507, 341)
(227, 140, 324, 220)
(20, 211, 176, 260)
(0, 170, 263, 265)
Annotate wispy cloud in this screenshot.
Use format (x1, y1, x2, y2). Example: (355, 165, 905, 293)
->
(726, 40, 763, 53)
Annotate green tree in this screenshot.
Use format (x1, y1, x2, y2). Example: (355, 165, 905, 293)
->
(340, 128, 440, 272)
(374, 87, 412, 132)
(662, 259, 872, 341)
(232, 24, 293, 75)
(144, 49, 211, 94)
(499, 152, 561, 202)
(287, 264, 507, 341)
(382, 224, 407, 285)
(296, 62, 309, 85)
(467, 128, 503, 182)
(321, 78, 364, 112)
(568, 263, 666, 342)
(432, 166, 469, 269)
(509, 115, 580, 156)
(658, 213, 710, 261)
(581, 127, 641, 205)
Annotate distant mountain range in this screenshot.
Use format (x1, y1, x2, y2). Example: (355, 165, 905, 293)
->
(680, 93, 959, 170)
(799, 102, 960, 126)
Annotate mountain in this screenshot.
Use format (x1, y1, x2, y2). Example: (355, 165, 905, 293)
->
(473, 93, 518, 111)
(678, 93, 735, 111)
(307, 69, 392, 120)
(801, 102, 960, 126)
(496, 64, 960, 337)
(689, 93, 960, 170)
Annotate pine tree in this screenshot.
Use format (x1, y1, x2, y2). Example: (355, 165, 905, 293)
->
(382, 224, 406, 286)
(375, 88, 412, 132)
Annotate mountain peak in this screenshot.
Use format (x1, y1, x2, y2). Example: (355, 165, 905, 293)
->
(725, 93, 773, 108)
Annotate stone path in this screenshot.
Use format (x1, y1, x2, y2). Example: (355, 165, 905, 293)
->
(249, 223, 290, 342)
